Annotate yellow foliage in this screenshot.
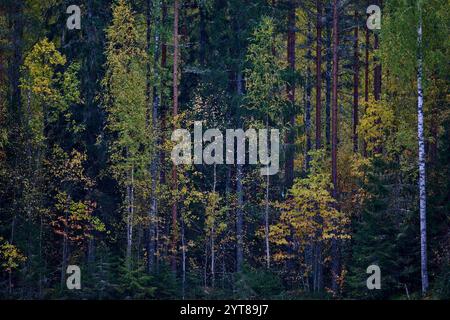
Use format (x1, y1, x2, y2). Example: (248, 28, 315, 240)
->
(271, 150, 350, 263)
(0, 238, 26, 273)
(358, 97, 394, 155)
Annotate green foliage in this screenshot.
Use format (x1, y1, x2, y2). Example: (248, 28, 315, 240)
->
(347, 158, 418, 299)
(0, 238, 26, 273)
(115, 261, 156, 299)
(382, 0, 449, 87)
(245, 16, 287, 122)
(102, 0, 150, 184)
(20, 38, 80, 144)
(234, 266, 284, 299)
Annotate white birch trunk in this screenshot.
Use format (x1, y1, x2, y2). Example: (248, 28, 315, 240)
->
(265, 119, 270, 269)
(181, 219, 186, 299)
(126, 166, 134, 268)
(211, 164, 216, 287)
(417, 5, 428, 295)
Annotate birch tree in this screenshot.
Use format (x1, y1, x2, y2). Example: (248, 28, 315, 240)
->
(245, 17, 286, 269)
(416, 0, 428, 295)
(102, 0, 148, 268)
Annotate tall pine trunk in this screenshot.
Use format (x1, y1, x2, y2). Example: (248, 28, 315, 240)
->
(313, 1, 324, 292)
(353, 10, 359, 153)
(363, 7, 370, 157)
(325, 8, 332, 149)
(305, 21, 312, 171)
(315, 0, 322, 149)
(364, 23, 369, 104)
(171, 0, 179, 274)
(331, 0, 340, 294)
(8, 1, 23, 118)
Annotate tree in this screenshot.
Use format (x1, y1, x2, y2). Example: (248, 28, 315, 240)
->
(271, 150, 349, 292)
(352, 10, 359, 153)
(315, 0, 323, 150)
(102, 0, 148, 268)
(416, 0, 428, 295)
(382, 0, 449, 296)
(348, 158, 406, 299)
(0, 237, 26, 294)
(171, 0, 180, 274)
(331, 0, 340, 294)
(285, 0, 296, 188)
(245, 16, 287, 269)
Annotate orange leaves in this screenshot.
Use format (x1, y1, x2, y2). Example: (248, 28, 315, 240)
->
(51, 192, 104, 243)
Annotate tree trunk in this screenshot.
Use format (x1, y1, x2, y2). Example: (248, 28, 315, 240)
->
(315, 0, 322, 150)
(39, 216, 43, 298)
(60, 196, 70, 288)
(159, 0, 167, 186)
(145, 0, 153, 128)
(331, 0, 340, 295)
(373, 34, 381, 101)
(325, 4, 332, 149)
(363, 8, 370, 158)
(353, 10, 359, 153)
(157, 2, 166, 272)
(150, 1, 160, 272)
(7, 1, 23, 118)
(265, 118, 270, 269)
(203, 241, 208, 288)
(146, 0, 161, 274)
(315, 2, 324, 286)
(305, 22, 312, 171)
(417, 4, 428, 295)
(171, 0, 179, 274)
(373, 0, 382, 101)
(364, 24, 369, 105)
(236, 70, 244, 273)
(199, 3, 206, 65)
(285, 0, 296, 189)
(126, 166, 135, 269)
(265, 174, 270, 269)
(145, 0, 155, 273)
(211, 164, 216, 286)
(156, 0, 166, 272)
(181, 217, 186, 298)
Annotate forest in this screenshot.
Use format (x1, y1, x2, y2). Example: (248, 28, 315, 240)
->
(0, 0, 449, 300)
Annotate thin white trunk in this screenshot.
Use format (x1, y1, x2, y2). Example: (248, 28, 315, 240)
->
(265, 173, 270, 269)
(211, 164, 216, 287)
(417, 5, 428, 295)
(236, 71, 244, 272)
(265, 119, 270, 269)
(60, 196, 69, 288)
(126, 165, 134, 268)
(181, 218, 186, 299)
